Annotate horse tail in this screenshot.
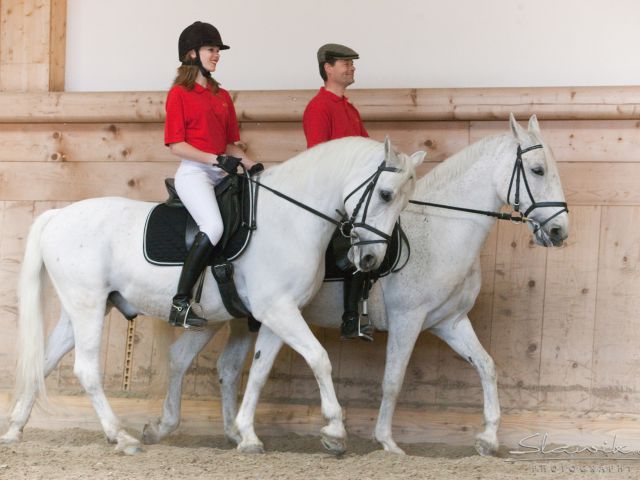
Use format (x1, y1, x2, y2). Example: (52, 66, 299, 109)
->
(13, 209, 58, 409)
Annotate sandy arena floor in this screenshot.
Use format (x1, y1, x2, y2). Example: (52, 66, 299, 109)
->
(0, 428, 638, 480)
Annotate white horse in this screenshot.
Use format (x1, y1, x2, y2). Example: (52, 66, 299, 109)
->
(142, 114, 569, 455)
(1, 136, 424, 455)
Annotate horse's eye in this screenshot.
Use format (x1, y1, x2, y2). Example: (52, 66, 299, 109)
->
(379, 190, 393, 202)
(531, 166, 545, 176)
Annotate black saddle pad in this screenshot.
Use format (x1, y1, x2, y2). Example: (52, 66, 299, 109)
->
(143, 174, 254, 266)
(324, 222, 404, 282)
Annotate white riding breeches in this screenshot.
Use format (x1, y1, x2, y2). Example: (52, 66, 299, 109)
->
(174, 160, 226, 244)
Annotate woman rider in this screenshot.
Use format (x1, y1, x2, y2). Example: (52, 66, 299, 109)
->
(164, 21, 257, 327)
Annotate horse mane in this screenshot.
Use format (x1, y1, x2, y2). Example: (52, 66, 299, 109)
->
(417, 133, 513, 195)
(260, 137, 387, 185)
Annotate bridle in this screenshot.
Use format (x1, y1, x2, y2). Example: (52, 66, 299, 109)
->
(246, 160, 403, 248)
(409, 144, 568, 233)
(506, 144, 568, 233)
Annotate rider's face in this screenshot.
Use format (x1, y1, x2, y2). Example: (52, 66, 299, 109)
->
(326, 59, 356, 87)
(193, 46, 221, 72)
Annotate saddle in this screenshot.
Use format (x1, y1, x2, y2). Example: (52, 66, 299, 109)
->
(143, 175, 256, 266)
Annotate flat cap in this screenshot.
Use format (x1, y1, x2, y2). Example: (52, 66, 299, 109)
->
(317, 43, 359, 63)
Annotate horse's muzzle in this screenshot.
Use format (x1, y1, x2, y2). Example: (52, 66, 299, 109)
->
(359, 253, 378, 271)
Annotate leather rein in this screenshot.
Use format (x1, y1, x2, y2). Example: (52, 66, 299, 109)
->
(409, 144, 569, 233)
(245, 160, 403, 248)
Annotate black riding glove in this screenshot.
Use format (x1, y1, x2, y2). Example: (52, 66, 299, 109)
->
(248, 163, 264, 175)
(216, 155, 241, 174)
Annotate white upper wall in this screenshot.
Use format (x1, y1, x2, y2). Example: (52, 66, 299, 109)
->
(65, 0, 640, 92)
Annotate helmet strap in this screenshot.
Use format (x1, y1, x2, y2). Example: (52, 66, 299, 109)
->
(194, 48, 212, 79)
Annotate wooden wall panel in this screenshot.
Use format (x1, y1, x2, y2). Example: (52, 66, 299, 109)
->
(538, 206, 600, 410)
(489, 221, 548, 410)
(591, 206, 640, 413)
(1, 88, 639, 423)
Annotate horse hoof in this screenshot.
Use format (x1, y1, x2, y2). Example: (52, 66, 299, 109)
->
(117, 443, 143, 456)
(237, 442, 264, 454)
(115, 431, 143, 455)
(141, 423, 160, 445)
(474, 434, 499, 456)
(381, 441, 406, 455)
(321, 433, 347, 456)
(0, 434, 19, 444)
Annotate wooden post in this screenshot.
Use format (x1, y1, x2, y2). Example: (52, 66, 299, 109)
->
(0, 0, 66, 92)
(48, 0, 65, 91)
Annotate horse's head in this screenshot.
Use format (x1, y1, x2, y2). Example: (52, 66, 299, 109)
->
(498, 114, 569, 247)
(342, 137, 425, 271)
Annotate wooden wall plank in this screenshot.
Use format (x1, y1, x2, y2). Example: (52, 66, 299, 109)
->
(0, 161, 176, 201)
(538, 206, 600, 410)
(3, 120, 638, 166)
(591, 206, 640, 413)
(0, 123, 170, 163)
(2, 160, 635, 206)
(2, 86, 640, 123)
(471, 120, 640, 163)
(0, 121, 468, 165)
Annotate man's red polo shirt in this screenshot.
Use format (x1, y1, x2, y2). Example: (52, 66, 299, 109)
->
(164, 83, 240, 155)
(302, 87, 369, 148)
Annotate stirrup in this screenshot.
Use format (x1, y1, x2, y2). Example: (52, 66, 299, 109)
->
(356, 315, 374, 342)
(340, 312, 374, 342)
(169, 301, 207, 329)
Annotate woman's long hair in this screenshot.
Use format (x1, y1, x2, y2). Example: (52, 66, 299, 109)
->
(172, 52, 219, 93)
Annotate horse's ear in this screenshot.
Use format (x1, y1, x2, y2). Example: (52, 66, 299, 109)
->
(509, 113, 526, 142)
(528, 114, 541, 134)
(383, 136, 398, 165)
(410, 150, 426, 167)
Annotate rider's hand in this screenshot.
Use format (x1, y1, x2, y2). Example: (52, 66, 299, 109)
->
(216, 155, 241, 174)
(248, 163, 264, 175)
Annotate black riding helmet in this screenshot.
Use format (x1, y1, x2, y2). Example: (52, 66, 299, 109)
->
(178, 21, 229, 78)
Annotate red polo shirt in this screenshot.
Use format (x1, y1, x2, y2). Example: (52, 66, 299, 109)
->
(164, 84, 240, 155)
(302, 87, 369, 148)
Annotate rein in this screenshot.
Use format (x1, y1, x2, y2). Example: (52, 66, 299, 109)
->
(244, 160, 402, 247)
(409, 144, 568, 233)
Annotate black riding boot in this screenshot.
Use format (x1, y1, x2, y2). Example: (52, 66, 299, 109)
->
(169, 231, 214, 328)
(341, 271, 373, 341)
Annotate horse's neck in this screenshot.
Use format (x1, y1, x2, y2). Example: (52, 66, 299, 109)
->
(258, 143, 366, 248)
(411, 135, 512, 255)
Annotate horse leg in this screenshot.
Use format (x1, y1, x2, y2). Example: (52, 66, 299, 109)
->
(142, 325, 220, 444)
(239, 303, 346, 455)
(430, 315, 499, 456)
(217, 320, 254, 444)
(233, 325, 283, 453)
(373, 309, 424, 454)
(1, 310, 75, 443)
(68, 306, 141, 455)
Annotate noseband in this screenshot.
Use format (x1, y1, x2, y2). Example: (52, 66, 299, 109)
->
(409, 144, 568, 233)
(339, 161, 402, 247)
(506, 144, 568, 233)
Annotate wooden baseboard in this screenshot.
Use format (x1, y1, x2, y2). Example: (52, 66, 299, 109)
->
(2, 393, 640, 450)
